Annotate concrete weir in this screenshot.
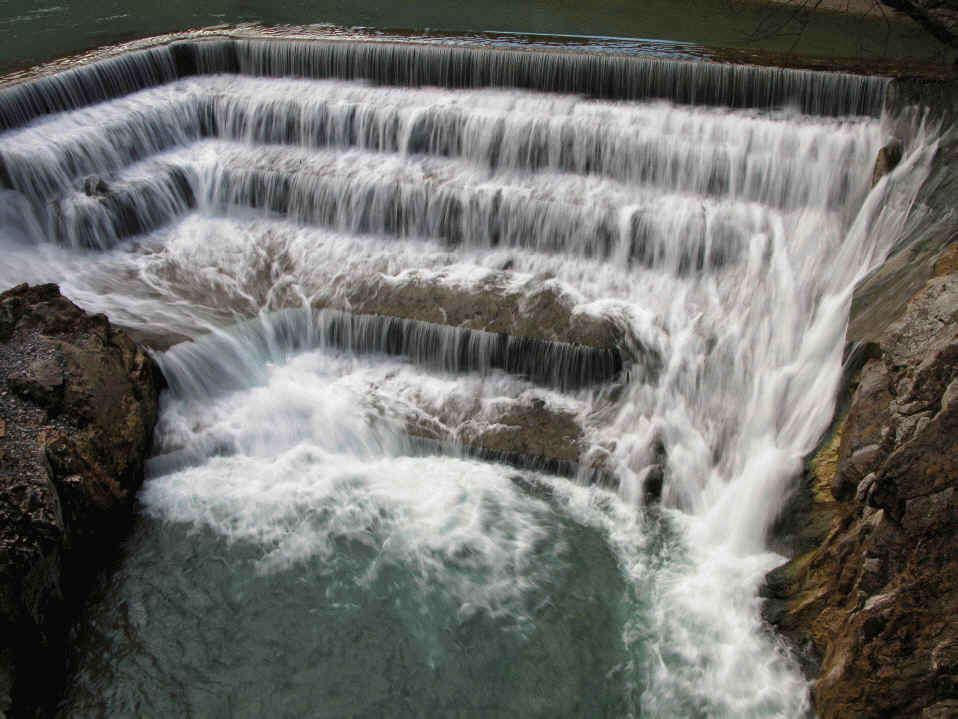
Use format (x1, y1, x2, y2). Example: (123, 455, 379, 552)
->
(160, 302, 621, 397)
(308, 310, 623, 391)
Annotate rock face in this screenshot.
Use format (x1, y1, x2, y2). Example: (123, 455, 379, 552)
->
(765, 242, 958, 719)
(0, 284, 162, 717)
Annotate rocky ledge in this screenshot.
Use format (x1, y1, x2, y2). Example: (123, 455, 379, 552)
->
(765, 239, 957, 718)
(0, 284, 162, 718)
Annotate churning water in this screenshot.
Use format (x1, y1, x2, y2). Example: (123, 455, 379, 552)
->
(0, 31, 937, 717)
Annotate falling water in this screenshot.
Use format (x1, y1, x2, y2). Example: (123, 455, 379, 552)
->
(0, 32, 937, 718)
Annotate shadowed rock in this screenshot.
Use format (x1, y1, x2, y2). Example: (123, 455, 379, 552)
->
(0, 283, 162, 717)
(53, 166, 196, 249)
(871, 139, 902, 186)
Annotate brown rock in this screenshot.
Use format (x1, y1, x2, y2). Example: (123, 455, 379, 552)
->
(0, 283, 162, 716)
(406, 397, 585, 474)
(402, 394, 620, 486)
(830, 360, 893, 501)
(340, 271, 623, 350)
(459, 399, 583, 464)
(872, 139, 903, 186)
(766, 244, 958, 719)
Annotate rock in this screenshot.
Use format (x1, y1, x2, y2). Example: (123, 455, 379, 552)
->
(400, 392, 620, 486)
(340, 271, 623, 350)
(766, 239, 958, 719)
(0, 283, 162, 717)
(922, 700, 958, 719)
(7, 357, 64, 413)
(405, 396, 590, 479)
(639, 464, 664, 504)
(872, 139, 902, 186)
(848, 109, 958, 346)
(830, 361, 893, 501)
(458, 399, 583, 464)
(854, 472, 877, 503)
(81, 175, 109, 197)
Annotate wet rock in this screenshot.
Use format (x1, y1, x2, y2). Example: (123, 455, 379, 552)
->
(406, 397, 583, 471)
(59, 167, 196, 249)
(342, 272, 622, 349)
(922, 700, 958, 719)
(871, 139, 902, 186)
(830, 361, 893, 501)
(766, 240, 958, 719)
(81, 175, 109, 197)
(329, 270, 661, 382)
(0, 283, 162, 717)
(854, 472, 877, 504)
(403, 395, 617, 487)
(312, 309, 623, 390)
(639, 464, 664, 504)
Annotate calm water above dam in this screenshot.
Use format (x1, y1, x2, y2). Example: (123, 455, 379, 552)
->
(0, 0, 953, 73)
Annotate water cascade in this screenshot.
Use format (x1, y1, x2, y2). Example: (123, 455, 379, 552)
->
(0, 32, 936, 717)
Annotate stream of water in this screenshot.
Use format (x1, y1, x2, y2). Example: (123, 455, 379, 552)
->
(0, 32, 938, 717)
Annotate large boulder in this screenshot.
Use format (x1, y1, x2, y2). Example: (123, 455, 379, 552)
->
(0, 283, 162, 717)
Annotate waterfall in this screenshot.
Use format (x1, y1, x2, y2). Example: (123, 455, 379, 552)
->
(0, 36, 888, 132)
(0, 32, 936, 718)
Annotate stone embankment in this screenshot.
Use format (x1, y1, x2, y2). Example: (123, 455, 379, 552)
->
(0, 284, 162, 718)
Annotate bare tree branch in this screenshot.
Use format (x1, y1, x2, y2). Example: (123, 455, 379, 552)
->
(723, 0, 958, 51)
(879, 0, 958, 46)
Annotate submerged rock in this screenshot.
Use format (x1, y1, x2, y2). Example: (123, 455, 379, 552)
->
(0, 283, 162, 717)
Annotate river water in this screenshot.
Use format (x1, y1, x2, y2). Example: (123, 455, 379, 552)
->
(0, 0, 953, 74)
(0, 28, 939, 719)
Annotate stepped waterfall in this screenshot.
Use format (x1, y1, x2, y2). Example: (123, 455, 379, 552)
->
(0, 33, 937, 717)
